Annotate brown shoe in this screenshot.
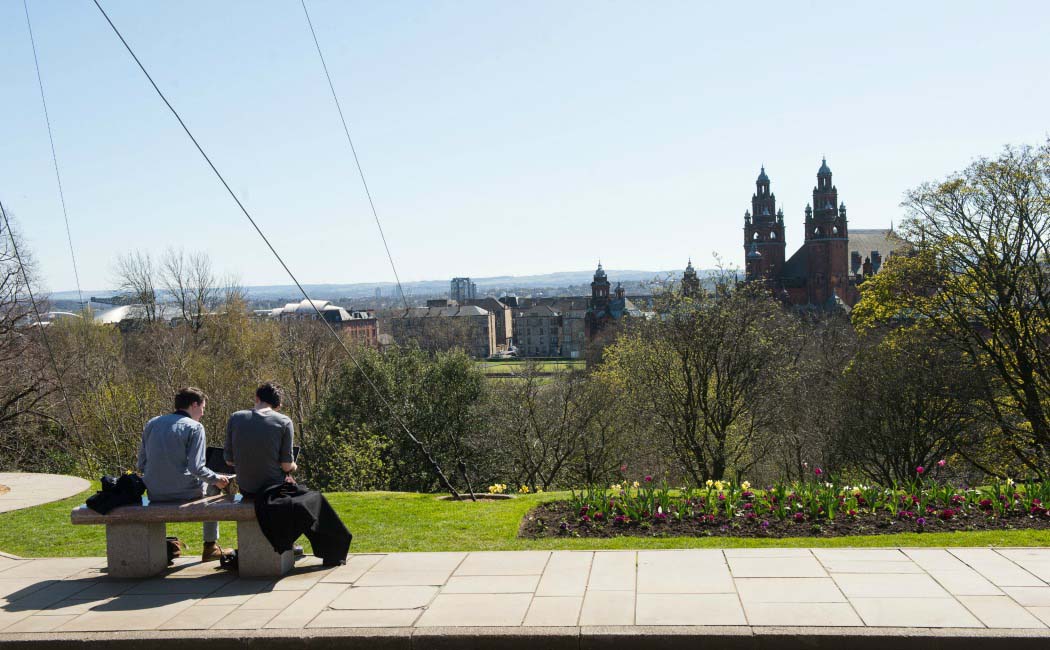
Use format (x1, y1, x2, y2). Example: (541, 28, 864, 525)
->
(201, 542, 224, 562)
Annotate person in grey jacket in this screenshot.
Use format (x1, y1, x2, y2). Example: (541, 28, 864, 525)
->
(137, 387, 231, 561)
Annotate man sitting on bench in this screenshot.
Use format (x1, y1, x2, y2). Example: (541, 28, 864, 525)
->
(225, 382, 352, 566)
(137, 387, 231, 562)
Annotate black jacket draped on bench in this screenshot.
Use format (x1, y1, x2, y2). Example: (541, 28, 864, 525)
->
(252, 483, 352, 565)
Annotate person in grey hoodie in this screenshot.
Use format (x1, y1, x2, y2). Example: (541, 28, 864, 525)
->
(137, 387, 231, 561)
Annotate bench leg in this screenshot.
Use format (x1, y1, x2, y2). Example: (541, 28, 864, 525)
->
(236, 519, 293, 577)
(106, 522, 167, 578)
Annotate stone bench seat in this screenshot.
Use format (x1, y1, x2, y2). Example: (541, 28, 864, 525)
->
(71, 495, 293, 579)
(71, 495, 256, 524)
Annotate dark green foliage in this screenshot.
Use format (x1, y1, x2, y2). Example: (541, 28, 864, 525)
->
(311, 344, 492, 492)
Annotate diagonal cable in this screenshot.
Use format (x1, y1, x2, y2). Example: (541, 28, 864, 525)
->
(300, 0, 409, 310)
(23, 0, 85, 310)
(91, 0, 460, 497)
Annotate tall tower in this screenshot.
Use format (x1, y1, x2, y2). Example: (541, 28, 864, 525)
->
(803, 158, 849, 304)
(743, 166, 786, 283)
(681, 259, 701, 298)
(590, 262, 610, 310)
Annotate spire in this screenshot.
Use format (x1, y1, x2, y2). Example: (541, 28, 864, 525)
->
(757, 165, 769, 183)
(818, 156, 832, 176)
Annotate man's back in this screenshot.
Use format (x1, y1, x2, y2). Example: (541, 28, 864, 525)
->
(139, 412, 211, 501)
(225, 408, 294, 495)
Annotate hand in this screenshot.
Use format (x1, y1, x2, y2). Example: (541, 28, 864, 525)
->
(284, 474, 297, 485)
(215, 476, 230, 489)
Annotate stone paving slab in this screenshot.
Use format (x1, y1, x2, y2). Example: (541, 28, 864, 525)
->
(0, 473, 89, 514)
(2, 548, 1050, 646)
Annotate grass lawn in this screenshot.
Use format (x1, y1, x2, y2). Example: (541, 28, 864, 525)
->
(478, 360, 585, 374)
(1, 489, 1048, 558)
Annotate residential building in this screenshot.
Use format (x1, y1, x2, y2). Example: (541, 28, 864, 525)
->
(450, 277, 477, 302)
(514, 304, 561, 357)
(513, 265, 641, 359)
(463, 297, 513, 350)
(385, 303, 496, 358)
(258, 298, 378, 344)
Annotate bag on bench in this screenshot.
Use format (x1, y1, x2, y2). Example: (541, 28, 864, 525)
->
(86, 473, 146, 514)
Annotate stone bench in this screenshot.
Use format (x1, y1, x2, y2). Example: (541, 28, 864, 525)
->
(71, 494, 293, 578)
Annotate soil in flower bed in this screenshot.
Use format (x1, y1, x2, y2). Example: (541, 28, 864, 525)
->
(519, 500, 1050, 539)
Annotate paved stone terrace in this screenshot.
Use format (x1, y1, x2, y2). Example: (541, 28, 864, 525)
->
(2, 548, 1050, 646)
(0, 473, 89, 514)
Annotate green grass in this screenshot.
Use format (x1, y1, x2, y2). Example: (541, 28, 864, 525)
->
(478, 360, 585, 374)
(2, 489, 1048, 558)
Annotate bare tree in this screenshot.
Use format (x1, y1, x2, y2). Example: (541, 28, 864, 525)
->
(489, 365, 604, 490)
(114, 251, 157, 322)
(602, 274, 791, 483)
(0, 213, 63, 469)
(161, 248, 217, 331)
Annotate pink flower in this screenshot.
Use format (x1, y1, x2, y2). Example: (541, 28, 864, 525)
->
(619, 464, 628, 473)
(644, 475, 653, 483)
(814, 467, 823, 476)
(916, 466, 925, 474)
(937, 459, 946, 468)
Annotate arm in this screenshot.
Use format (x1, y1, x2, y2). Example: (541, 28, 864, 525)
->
(279, 418, 296, 474)
(186, 423, 222, 486)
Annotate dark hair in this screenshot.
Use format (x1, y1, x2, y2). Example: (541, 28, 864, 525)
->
(174, 387, 207, 411)
(255, 382, 284, 408)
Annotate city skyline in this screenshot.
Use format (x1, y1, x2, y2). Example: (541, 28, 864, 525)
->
(3, 1, 1049, 293)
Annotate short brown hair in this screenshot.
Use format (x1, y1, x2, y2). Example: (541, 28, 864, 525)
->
(174, 387, 207, 410)
(255, 382, 284, 408)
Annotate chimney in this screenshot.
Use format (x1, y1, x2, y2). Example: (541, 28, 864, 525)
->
(871, 250, 882, 274)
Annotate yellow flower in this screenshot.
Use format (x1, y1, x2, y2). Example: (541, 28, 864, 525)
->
(1006, 478, 1015, 486)
(519, 485, 530, 494)
(632, 481, 640, 489)
(536, 488, 543, 493)
(741, 481, 751, 491)
(714, 481, 725, 491)
(705, 479, 714, 488)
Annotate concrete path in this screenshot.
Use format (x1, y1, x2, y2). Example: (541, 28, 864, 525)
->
(0, 473, 89, 515)
(2, 548, 1050, 647)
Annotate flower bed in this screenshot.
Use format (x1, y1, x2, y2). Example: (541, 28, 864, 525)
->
(519, 472, 1050, 539)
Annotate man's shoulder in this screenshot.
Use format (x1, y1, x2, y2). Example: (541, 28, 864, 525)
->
(268, 411, 293, 425)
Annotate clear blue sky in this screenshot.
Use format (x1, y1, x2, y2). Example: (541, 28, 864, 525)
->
(3, 1, 1048, 294)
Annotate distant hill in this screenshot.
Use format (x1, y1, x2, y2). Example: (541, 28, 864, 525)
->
(51, 268, 715, 302)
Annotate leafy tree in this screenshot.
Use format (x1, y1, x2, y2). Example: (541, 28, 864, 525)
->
(833, 328, 984, 484)
(312, 344, 487, 492)
(854, 141, 1050, 475)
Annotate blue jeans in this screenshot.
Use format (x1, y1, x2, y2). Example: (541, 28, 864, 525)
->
(203, 484, 220, 543)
